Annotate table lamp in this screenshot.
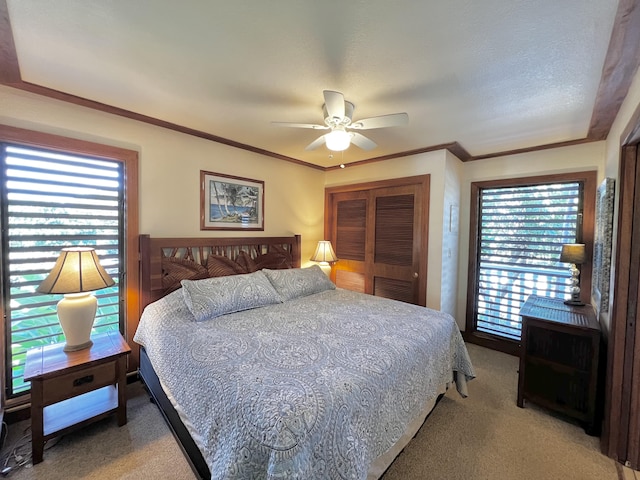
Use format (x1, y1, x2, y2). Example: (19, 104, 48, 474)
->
(560, 243, 586, 306)
(37, 247, 115, 351)
(310, 240, 338, 276)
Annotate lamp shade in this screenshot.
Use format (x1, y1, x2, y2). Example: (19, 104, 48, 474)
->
(310, 241, 338, 263)
(37, 247, 115, 294)
(559, 243, 586, 265)
(325, 128, 351, 151)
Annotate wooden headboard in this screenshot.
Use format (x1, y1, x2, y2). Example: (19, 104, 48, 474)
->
(129, 234, 299, 372)
(139, 234, 301, 309)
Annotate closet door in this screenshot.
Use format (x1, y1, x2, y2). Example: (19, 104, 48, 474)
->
(370, 184, 425, 305)
(326, 175, 429, 306)
(331, 191, 368, 293)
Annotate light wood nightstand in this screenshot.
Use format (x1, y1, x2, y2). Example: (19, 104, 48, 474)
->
(23, 331, 131, 464)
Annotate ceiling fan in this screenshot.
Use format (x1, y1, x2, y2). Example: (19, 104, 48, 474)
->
(272, 90, 409, 152)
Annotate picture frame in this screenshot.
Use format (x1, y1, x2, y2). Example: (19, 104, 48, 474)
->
(592, 177, 615, 314)
(200, 171, 264, 231)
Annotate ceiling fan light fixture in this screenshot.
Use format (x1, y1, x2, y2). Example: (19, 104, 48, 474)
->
(325, 128, 351, 151)
(273, 91, 408, 153)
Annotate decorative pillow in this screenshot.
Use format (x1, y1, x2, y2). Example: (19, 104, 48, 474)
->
(254, 246, 292, 270)
(162, 256, 209, 293)
(235, 251, 258, 273)
(181, 270, 282, 321)
(263, 265, 336, 301)
(206, 254, 249, 277)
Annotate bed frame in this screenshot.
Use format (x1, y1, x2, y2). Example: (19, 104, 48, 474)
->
(137, 234, 302, 480)
(136, 233, 446, 479)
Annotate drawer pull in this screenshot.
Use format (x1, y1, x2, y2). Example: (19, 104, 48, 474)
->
(73, 375, 94, 387)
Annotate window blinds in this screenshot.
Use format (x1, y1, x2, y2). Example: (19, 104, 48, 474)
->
(476, 182, 581, 340)
(1, 144, 123, 396)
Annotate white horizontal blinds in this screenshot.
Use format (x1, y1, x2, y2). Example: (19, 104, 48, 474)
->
(2, 144, 122, 396)
(476, 182, 581, 340)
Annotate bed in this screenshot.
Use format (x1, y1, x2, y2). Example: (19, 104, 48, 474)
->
(134, 234, 475, 480)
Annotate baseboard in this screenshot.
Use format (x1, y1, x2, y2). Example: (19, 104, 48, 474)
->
(462, 331, 520, 356)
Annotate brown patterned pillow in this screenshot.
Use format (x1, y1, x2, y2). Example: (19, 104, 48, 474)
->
(235, 251, 257, 273)
(207, 254, 247, 277)
(254, 245, 292, 270)
(162, 257, 208, 293)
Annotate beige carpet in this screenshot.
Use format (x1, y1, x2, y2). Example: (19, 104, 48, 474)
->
(1, 343, 620, 480)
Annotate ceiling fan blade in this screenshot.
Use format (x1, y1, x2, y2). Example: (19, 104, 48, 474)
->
(323, 90, 345, 120)
(351, 132, 377, 151)
(350, 113, 409, 130)
(271, 122, 328, 130)
(305, 134, 327, 151)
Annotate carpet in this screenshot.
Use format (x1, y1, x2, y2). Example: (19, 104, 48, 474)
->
(1, 343, 619, 479)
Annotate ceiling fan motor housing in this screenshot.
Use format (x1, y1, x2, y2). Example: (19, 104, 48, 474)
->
(323, 101, 354, 127)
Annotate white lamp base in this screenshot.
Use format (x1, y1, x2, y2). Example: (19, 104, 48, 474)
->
(57, 292, 97, 352)
(317, 263, 332, 277)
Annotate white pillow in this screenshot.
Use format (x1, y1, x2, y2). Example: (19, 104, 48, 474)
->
(181, 270, 282, 321)
(262, 265, 336, 301)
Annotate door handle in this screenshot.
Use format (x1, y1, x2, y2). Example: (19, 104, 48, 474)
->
(73, 375, 94, 387)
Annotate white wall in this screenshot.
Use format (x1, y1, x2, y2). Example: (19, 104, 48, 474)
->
(0, 85, 326, 262)
(441, 151, 464, 316)
(2, 81, 625, 332)
(324, 142, 606, 327)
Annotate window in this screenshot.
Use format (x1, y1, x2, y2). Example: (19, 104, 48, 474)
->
(1, 145, 123, 396)
(466, 172, 596, 354)
(0, 125, 139, 404)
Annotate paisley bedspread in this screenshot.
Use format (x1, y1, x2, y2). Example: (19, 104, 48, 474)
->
(134, 288, 475, 479)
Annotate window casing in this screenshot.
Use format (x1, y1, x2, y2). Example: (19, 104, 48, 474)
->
(0, 125, 138, 406)
(466, 172, 597, 354)
(1, 144, 123, 396)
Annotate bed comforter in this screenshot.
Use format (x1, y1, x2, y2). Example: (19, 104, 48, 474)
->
(134, 287, 475, 479)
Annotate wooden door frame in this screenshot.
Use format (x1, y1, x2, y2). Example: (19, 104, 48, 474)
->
(602, 103, 640, 467)
(325, 174, 430, 306)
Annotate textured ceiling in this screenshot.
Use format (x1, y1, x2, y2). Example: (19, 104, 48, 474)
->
(3, 0, 626, 168)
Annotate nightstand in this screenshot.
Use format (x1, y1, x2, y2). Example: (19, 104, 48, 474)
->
(23, 331, 131, 464)
(517, 295, 601, 435)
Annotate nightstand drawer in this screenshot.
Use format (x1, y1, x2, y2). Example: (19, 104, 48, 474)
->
(42, 361, 116, 405)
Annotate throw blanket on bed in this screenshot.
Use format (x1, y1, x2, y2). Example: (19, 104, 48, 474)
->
(134, 288, 475, 479)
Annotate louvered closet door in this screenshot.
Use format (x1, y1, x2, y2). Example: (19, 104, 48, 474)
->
(328, 178, 428, 306)
(370, 185, 424, 305)
(331, 190, 369, 293)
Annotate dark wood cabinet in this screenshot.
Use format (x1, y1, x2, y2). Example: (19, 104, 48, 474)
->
(517, 295, 601, 435)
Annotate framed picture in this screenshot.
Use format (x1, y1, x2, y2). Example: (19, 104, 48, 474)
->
(200, 171, 264, 231)
(592, 177, 615, 314)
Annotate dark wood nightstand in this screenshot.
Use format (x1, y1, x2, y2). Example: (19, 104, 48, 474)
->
(23, 330, 131, 464)
(517, 295, 601, 435)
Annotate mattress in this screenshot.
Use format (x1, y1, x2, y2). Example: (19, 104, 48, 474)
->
(134, 282, 475, 479)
